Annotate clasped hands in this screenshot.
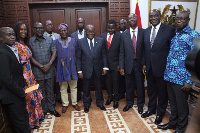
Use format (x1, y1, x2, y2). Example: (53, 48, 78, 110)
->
(40, 63, 51, 73)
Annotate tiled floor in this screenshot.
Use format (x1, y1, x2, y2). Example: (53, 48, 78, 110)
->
(32, 90, 196, 133)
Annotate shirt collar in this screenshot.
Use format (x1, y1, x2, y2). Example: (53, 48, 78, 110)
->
(151, 22, 161, 29)
(176, 25, 190, 34)
(130, 26, 138, 32)
(46, 32, 54, 36)
(78, 29, 85, 35)
(33, 35, 45, 41)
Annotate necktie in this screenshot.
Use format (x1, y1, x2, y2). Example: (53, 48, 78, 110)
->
(132, 31, 137, 58)
(150, 27, 156, 48)
(90, 39, 94, 56)
(107, 35, 112, 49)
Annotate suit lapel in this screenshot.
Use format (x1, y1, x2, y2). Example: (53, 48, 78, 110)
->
(109, 33, 116, 50)
(125, 29, 134, 50)
(83, 38, 93, 58)
(2, 44, 22, 68)
(146, 27, 151, 49)
(153, 23, 164, 48)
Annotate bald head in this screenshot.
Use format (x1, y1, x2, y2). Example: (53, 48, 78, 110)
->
(33, 22, 44, 38)
(119, 19, 127, 32)
(86, 25, 95, 40)
(45, 20, 53, 34)
(128, 13, 138, 28)
(77, 17, 85, 30)
(0, 27, 16, 46)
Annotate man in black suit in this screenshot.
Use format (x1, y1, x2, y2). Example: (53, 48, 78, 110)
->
(100, 20, 121, 109)
(77, 24, 108, 113)
(119, 13, 145, 113)
(71, 17, 86, 102)
(118, 19, 127, 100)
(0, 27, 30, 133)
(142, 9, 176, 125)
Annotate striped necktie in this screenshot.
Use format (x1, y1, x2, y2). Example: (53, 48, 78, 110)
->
(150, 27, 156, 48)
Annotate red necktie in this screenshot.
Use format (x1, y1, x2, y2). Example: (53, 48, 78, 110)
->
(107, 35, 112, 49)
(132, 31, 137, 58)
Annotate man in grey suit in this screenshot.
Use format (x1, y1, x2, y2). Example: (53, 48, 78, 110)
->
(71, 17, 87, 102)
(77, 25, 108, 113)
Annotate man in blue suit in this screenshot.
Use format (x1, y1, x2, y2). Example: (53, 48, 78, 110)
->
(119, 13, 145, 114)
(142, 9, 176, 125)
(77, 24, 108, 113)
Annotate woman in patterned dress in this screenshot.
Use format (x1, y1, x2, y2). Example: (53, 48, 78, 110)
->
(13, 22, 44, 129)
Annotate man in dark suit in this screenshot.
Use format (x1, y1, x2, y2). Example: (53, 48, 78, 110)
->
(119, 13, 145, 113)
(142, 9, 176, 125)
(118, 19, 127, 100)
(0, 27, 30, 133)
(71, 17, 86, 102)
(100, 20, 121, 109)
(77, 24, 107, 113)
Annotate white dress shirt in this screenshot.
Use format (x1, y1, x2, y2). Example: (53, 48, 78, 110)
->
(130, 27, 138, 41)
(7, 45, 20, 63)
(150, 22, 161, 42)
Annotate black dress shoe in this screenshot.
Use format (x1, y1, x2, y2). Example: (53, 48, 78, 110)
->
(123, 105, 133, 112)
(105, 98, 113, 105)
(138, 107, 143, 114)
(97, 105, 106, 111)
(84, 107, 89, 113)
(50, 110, 61, 117)
(141, 111, 155, 118)
(113, 101, 119, 109)
(119, 95, 125, 100)
(157, 122, 176, 130)
(154, 115, 163, 125)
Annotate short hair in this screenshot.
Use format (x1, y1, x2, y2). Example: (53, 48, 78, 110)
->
(107, 20, 117, 26)
(13, 22, 30, 45)
(150, 9, 161, 16)
(178, 10, 190, 18)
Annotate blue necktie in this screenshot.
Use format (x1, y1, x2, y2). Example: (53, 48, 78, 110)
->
(90, 39, 94, 56)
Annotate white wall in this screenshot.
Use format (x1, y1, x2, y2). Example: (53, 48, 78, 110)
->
(195, 1, 200, 32)
(130, 0, 149, 29)
(130, 0, 200, 32)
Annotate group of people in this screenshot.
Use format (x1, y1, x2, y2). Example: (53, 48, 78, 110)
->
(0, 9, 199, 133)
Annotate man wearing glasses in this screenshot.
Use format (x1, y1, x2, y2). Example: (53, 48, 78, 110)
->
(29, 22, 60, 117)
(158, 11, 200, 133)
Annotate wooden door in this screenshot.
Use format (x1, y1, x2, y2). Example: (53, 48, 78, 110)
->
(70, 3, 107, 36)
(29, 3, 107, 37)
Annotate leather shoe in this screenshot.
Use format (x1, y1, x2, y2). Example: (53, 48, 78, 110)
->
(157, 122, 176, 130)
(105, 98, 113, 105)
(97, 105, 106, 111)
(123, 105, 133, 112)
(84, 107, 89, 113)
(119, 95, 125, 100)
(61, 106, 68, 113)
(141, 111, 155, 118)
(138, 107, 143, 114)
(113, 101, 119, 109)
(50, 110, 61, 117)
(154, 115, 163, 125)
(72, 104, 81, 111)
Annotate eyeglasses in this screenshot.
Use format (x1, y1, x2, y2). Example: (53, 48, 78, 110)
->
(149, 14, 160, 19)
(175, 17, 189, 21)
(34, 27, 44, 30)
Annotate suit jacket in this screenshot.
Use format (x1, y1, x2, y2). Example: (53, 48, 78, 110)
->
(0, 43, 26, 104)
(77, 37, 107, 79)
(100, 32, 121, 71)
(71, 30, 87, 41)
(143, 23, 176, 77)
(119, 28, 144, 74)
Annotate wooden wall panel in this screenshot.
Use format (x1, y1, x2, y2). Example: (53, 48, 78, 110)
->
(0, 0, 129, 30)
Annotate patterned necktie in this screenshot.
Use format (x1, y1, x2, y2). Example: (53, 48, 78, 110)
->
(90, 39, 94, 56)
(107, 34, 112, 49)
(132, 31, 137, 58)
(150, 27, 156, 48)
